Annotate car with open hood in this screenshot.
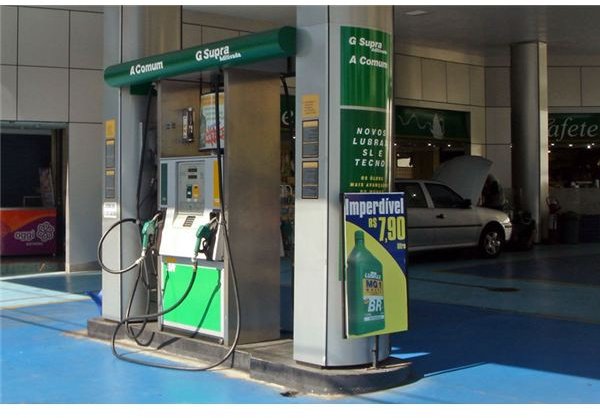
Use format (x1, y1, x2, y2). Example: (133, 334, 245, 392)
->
(394, 156, 512, 258)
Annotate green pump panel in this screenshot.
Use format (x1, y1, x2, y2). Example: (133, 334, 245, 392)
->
(161, 262, 223, 337)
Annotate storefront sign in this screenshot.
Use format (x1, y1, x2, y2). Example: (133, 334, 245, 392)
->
(395, 106, 470, 141)
(0, 208, 57, 256)
(549, 113, 600, 142)
(104, 27, 296, 87)
(340, 26, 392, 192)
(343, 192, 408, 339)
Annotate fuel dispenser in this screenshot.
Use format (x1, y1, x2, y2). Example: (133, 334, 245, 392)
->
(158, 156, 225, 338)
(153, 77, 237, 347)
(98, 77, 240, 369)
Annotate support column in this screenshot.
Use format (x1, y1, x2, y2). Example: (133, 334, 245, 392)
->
(294, 6, 394, 367)
(510, 42, 549, 242)
(101, 6, 181, 321)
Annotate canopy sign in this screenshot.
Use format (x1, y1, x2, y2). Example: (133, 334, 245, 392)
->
(104, 27, 296, 87)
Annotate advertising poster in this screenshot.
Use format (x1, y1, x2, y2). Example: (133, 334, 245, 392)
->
(199, 92, 225, 150)
(0, 208, 57, 256)
(343, 192, 408, 339)
(340, 108, 388, 192)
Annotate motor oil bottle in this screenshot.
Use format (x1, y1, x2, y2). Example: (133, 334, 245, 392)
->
(346, 230, 385, 336)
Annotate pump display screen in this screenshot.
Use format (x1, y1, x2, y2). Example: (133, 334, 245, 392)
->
(177, 161, 205, 214)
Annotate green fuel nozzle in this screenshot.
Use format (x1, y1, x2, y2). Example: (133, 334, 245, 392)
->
(194, 222, 213, 260)
(140, 218, 158, 257)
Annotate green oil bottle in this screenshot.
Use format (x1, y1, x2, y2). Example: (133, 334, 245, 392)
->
(346, 230, 385, 336)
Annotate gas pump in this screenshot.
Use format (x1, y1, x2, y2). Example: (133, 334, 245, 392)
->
(97, 76, 243, 370)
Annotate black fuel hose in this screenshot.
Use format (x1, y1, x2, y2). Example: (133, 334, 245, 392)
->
(96, 218, 143, 274)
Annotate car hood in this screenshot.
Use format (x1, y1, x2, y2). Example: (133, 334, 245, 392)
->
(431, 155, 493, 203)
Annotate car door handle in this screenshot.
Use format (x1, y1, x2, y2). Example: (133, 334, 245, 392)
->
(436, 213, 445, 219)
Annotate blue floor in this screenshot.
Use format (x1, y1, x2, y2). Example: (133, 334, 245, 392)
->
(2, 244, 600, 405)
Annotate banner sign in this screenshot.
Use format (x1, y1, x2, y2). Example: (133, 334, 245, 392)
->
(549, 113, 600, 142)
(339, 26, 392, 193)
(340, 26, 391, 108)
(343, 192, 408, 339)
(395, 106, 470, 141)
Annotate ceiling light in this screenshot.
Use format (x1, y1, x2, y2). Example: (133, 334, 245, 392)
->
(569, 144, 573, 147)
(405, 10, 429, 16)
(587, 144, 592, 149)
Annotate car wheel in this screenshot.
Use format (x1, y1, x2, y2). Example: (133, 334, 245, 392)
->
(479, 224, 505, 258)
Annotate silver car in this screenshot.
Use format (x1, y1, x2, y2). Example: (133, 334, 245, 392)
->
(395, 156, 512, 257)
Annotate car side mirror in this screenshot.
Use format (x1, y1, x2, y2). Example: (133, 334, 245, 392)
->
(461, 198, 472, 208)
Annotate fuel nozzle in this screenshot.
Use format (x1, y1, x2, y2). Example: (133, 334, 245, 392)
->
(140, 213, 161, 258)
(194, 222, 212, 259)
(193, 213, 219, 262)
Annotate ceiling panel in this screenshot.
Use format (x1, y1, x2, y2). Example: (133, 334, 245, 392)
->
(184, 5, 600, 57)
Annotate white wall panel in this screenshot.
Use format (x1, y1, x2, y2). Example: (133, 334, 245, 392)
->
(70, 12, 103, 69)
(581, 67, 600, 106)
(422, 59, 447, 103)
(18, 66, 68, 121)
(548, 67, 581, 107)
(18, 7, 69, 67)
(66, 123, 103, 268)
(183, 10, 277, 33)
(485, 67, 510, 107)
(470, 107, 486, 144)
(1, 6, 18, 65)
(182, 23, 203, 48)
(470, 143, 486, 157)
(469, 66, 485, 106)
(486, 144, 512, 187)
(69, 69, 103, 123)
(0, 65, 17, 119)
(446, 62, 469, 105)
(485, 107, 511, 145)
(201, 27, 239, 44)
(394, 54, 421, 100)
